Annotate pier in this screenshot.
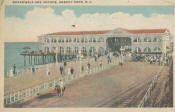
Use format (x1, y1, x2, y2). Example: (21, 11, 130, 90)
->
(20, 51, 76, 66)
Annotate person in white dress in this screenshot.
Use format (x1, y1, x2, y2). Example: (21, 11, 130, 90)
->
(59, 79, 64, 96)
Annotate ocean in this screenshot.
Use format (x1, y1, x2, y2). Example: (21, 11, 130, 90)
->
(4, 42, 38, 75)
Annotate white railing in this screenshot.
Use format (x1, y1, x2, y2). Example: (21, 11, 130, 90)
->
(137, 66, 164, 107)
(4, 56, 121, 106)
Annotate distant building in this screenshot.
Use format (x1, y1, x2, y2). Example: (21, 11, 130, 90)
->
(38, 28, 171, 56)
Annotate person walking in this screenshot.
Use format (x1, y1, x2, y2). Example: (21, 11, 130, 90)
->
(59, 79, 64, 96)
(71, 67, 74, 75)
(13, 64, 16, 75)
(64, 61, 67, 67)
(32, 66, 35, 72)
(100, 60, 103, 69)
(60, 66, 63, 75)
(87, 63, 90, 73)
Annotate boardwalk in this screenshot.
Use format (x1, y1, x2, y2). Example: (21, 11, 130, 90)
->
(9, 62, 162, 107)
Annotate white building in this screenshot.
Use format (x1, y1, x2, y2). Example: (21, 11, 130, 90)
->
(38, 28, 171, 56)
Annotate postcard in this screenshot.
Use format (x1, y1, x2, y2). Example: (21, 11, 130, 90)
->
(0, 0, 174, 112)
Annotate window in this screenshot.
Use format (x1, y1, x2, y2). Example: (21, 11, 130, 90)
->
(98, 38, 101, 42)
(89, 38, 92, 42)
(85, 38, 88, 43)
(144, 47, 151, 53)
(4, 99, 7, 105)
(81, 38, 84, 43)
(133, 37, 141, 42)
(74, 38, 76, 42)
(75, 47, 78, 53)
(154, 47, 161, 52)
(15, 94, 18, 101)
(134, 47, 141, 53)
(82, 47, 86, 53)
(153, 38, 157, 42)
(62, 39, 64, 43)
(11, 96, 14, 102)
(144, 37, 151, 42)
(133, 38, 137, 42)
(46, 39, 50, 43)
(148, 38, 151, 42)
(7, 97, 10, 104)
(49, 82, 53, 87)
(158, 38, 162, 42)
(69, 38, 72, 42)
(77, 38, 79, 43)
(54, 39, 57, 43)
(66, 47, 71, 54)
(66, 38, 69, 43)
(60, 47, 64, 54)
(101, 37, 104, 42)
(93, 38, 96, 42)
(23, 92, 26, 98)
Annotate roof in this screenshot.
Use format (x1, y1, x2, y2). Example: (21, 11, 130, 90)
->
(43, 28, 167, 36)
(122, 28, 167, 34)
(45, 30, 111, 36)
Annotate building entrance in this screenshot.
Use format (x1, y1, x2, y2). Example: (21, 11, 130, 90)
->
(106, 37, 131, 53)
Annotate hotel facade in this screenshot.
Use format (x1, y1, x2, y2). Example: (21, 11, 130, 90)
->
(38, 28, 171, 56)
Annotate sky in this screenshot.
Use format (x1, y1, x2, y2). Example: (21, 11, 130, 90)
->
(2, 5, 175, 42)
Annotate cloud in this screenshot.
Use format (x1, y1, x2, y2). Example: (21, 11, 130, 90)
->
(2, 7, 175, 42)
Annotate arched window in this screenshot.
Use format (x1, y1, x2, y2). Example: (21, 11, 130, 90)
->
(66, 38, 69, 43)
(81, 47, 86, 53)
(98, 47, 105, 56)
(98, 38, 101, 42)
(158, 38, 162, 42)
(60, 47, 64, 54)
(154, 47, 161, 52)
(144, 37, 147, 42)
(51, 47, 56, 53)
(93, 38, 96, 42)
(134, 47, 141, 53)
(153, 38, 157, 42)
(134, 37, 141, 42)
(144, 37, 151, 42)
(81, 38, 84, 43)
(61, 38, 64, 43)
(46, 39, 50, 43)
(77, 38, 79, 43)
(133, 38, 137, 42)
(58, 39, 61, 43)
(85, 38, 88, 43)
(45, 47, 50, 53)
(69, 38, 72, 42)
(144, 47, 151, 53)
(101, 37, 104, 42)
(75, 47, 78, 53)
(74, 38, 76, 42)
(89, 38, 92, 42)
(66, 47, 71, 54)
(98, 37, 104, 42)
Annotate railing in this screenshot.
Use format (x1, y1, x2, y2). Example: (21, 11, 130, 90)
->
(4, 56, 121, 106)
(137, 66, 164, 107)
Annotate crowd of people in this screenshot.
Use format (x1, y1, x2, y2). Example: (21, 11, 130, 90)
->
(144, 55, 170, 66)
(144, 55, 162, 65)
